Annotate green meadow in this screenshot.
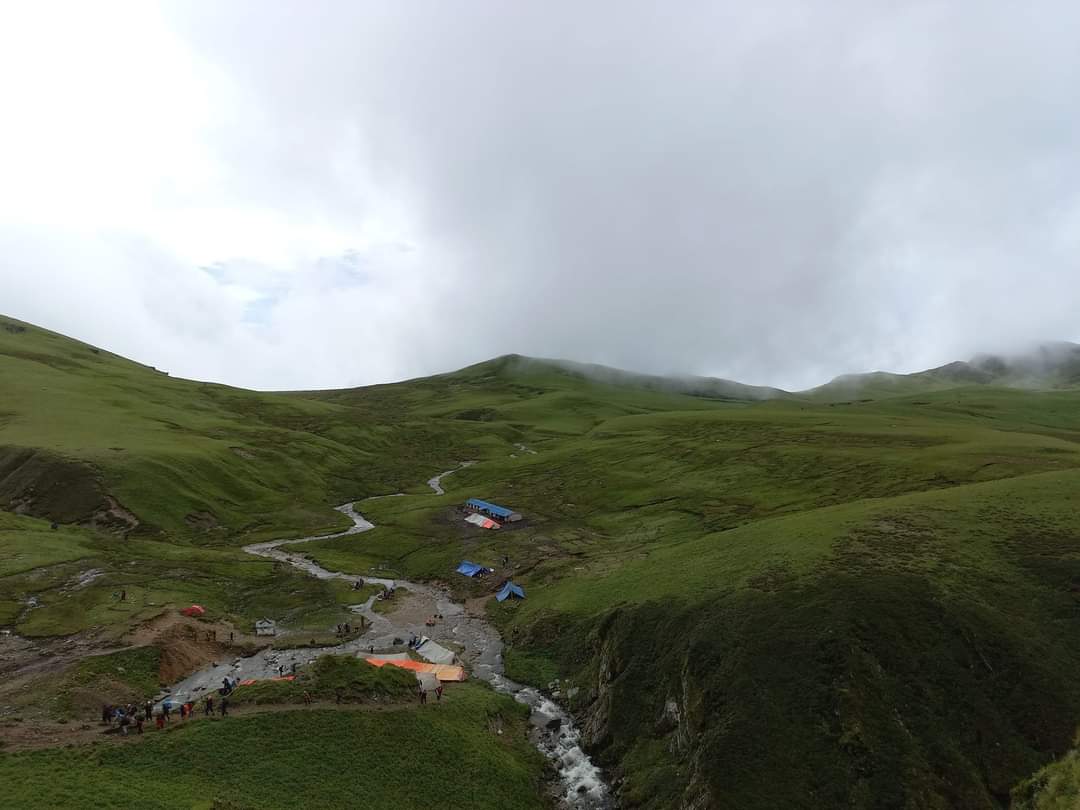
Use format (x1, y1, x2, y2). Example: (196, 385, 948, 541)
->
(0, 684, 546, 810)
(6, 315, 1080, 806)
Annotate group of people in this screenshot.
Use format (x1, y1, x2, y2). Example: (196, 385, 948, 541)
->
(101, 692, 231, 737)
(163, 694, 230, 725)
(101, 701, 152, 735)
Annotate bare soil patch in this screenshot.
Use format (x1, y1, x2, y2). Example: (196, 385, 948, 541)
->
(381, 589, 437, 626)
(124, 612, 263, 683)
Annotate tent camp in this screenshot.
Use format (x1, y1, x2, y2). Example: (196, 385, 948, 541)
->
(365, 657, 466, 682)
(464, 513, 500, 530)
(180, 604, 205, 617)
(496, 581, 526, 602)
(456, 561, 491, 577)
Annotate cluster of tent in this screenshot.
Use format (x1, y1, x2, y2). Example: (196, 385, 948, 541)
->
(457, 561, 526, 601)
(365, 655, 466, 683)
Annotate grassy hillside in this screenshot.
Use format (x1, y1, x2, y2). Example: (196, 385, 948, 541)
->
(300, 387, 1080, 806)
(0, 315, 505, 542)
(6, 315, 1080, 807)
(1013, 747, 1080, 809)
(0, 683, 546, 810)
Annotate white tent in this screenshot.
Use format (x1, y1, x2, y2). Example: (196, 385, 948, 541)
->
(464, 513, 500, 529)
(416, 638, 456, 665)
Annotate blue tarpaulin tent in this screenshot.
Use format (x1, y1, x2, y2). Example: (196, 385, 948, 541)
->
(496, 581, 526, 601)
(456, 561, 487, 577)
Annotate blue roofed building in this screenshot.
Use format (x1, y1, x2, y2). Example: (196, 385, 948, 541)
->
(465, 498, 522, 522)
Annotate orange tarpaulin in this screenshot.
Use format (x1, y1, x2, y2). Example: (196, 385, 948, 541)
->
(237, 675, 295, 687)
(364, 657, 466, 682)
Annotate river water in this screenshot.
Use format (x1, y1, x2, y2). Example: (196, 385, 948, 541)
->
(162, 468, 611, 809)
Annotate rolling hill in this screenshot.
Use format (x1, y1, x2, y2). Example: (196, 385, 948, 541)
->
(5, 314, 1080, 807)
(808, 342, 1080, 401)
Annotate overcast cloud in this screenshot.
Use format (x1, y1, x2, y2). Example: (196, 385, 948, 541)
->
(1, 1, 1078, 391)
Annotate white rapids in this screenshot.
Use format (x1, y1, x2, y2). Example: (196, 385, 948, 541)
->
(161, 467, 611, 809)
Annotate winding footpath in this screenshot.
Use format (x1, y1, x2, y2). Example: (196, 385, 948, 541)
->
(162, 465, 612, 809)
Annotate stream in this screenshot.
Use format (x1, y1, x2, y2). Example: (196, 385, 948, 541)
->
(162, 467, 612, 809)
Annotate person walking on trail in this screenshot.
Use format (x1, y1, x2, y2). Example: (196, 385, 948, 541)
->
(144, 700, 153, 721)
(436, 686, 443, 702)
(120, 589, 127, 601)
(101, 703, 111, 725)
(229, 631, 234, 642)
(155, 712, 165, 730)
(220, 696, 229, 717)
(205, 695, 214, 716)
(303, 690, 312, 706)
(135, 714, 144, 734)
(162, 702, 171, 722)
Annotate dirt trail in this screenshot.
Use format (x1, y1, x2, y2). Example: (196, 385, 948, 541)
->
(0, 698, 418, 752)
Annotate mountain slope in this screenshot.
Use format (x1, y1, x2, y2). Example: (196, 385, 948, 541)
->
(6, 316, 1080, 807)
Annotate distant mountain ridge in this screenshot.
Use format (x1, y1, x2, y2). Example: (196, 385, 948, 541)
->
(440, 343, 1080, 404)
(809, 342, 1080, 400)
(3, 312, 1079, 402)
(442, 353, 788, 402)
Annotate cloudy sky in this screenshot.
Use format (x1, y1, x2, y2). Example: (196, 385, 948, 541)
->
(1, 2, 1078, 391)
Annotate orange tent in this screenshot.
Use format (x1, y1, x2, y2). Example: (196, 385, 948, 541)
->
(365, 657, 466, 682)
